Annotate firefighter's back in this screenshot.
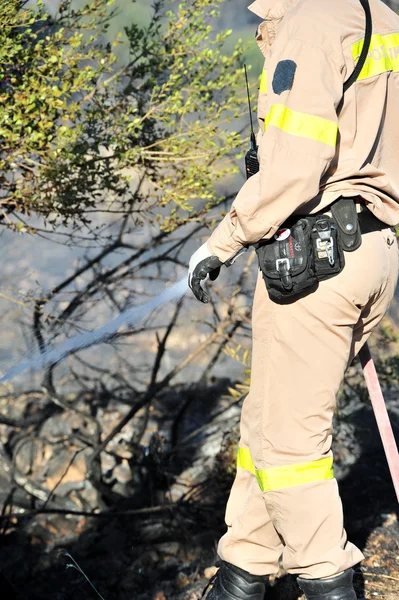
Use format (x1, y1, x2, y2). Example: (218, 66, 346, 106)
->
(283, 0, 399, 223)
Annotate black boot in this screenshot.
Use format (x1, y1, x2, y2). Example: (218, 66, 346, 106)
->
(297, 569, 357, 600)
(204, 561, 269, 600)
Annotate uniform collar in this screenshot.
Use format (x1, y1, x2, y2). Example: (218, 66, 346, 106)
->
(249, 0, 298, 54)
(248, 0, 297, 20)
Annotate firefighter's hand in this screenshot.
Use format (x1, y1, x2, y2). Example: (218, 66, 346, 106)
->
(188, 242, 223, 303)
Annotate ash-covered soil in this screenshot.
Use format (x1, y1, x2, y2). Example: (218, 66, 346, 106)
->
(0, 374, 398, 600)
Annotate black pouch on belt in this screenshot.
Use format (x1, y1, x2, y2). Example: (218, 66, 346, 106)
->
(331, 197, 362, 251)
(255, 212, 345, 302)
(255, 198, 364, 302)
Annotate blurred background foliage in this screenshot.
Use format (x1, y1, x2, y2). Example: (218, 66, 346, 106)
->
(1, 0, 252, 232)
(69, 0, 264, 69)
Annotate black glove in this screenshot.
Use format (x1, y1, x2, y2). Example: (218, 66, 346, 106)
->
(188, 242, 223, 303)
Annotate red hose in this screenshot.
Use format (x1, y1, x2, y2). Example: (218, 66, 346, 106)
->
(359, 343, 399, 504)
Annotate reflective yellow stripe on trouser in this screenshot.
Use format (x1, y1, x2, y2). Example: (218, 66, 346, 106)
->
(264, 104, 338, 147)
(260, 69, 268, 94)
(237, 447, 335, 492)
(352, 32, 399, 80)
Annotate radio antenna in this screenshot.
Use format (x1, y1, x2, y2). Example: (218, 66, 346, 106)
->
(244, 64, 256, 151)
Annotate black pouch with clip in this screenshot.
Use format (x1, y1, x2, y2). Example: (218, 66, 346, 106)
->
(255, 219, 315, 301)
(256, 213, 345, 302)
(331, 197, 362, 251)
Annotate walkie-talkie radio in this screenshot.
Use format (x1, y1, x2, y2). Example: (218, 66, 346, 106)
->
(244, 64, 260, 179)
(224, 65, 260, 268)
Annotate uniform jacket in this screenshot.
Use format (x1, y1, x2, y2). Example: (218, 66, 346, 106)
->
(208, 0, 399, 262)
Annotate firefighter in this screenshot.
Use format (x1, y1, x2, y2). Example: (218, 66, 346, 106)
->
(188, 0, 399, 598)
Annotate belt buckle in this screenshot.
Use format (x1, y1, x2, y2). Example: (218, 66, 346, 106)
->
(276, 258, 290, 272)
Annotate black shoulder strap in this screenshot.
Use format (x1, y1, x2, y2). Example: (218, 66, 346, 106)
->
(343, 0, 372, 92)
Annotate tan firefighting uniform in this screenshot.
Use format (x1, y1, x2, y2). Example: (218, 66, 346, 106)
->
(206, 0, 399, 580)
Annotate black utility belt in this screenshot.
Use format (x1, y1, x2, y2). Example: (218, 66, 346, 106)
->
(255, 198, 384, 302)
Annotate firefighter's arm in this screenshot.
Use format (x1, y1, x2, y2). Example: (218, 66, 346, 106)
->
(207, 38, 345, 263)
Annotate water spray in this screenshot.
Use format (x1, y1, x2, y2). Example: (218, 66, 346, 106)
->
(0, 277, 188, 384)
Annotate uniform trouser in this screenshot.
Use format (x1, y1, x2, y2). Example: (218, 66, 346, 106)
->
(218, 223, 398, 579)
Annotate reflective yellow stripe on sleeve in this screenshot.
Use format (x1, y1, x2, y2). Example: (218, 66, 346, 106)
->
(237, 447, 335, 492)
(264, 104, 338, 147)
(352, 32, 399, 81)
(260, 69, 268, 94)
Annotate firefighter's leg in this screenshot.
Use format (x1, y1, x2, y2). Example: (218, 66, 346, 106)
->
(217, 390, 284, 575)
(349, 230, 398, 360)
(228, 225, 397, 580)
